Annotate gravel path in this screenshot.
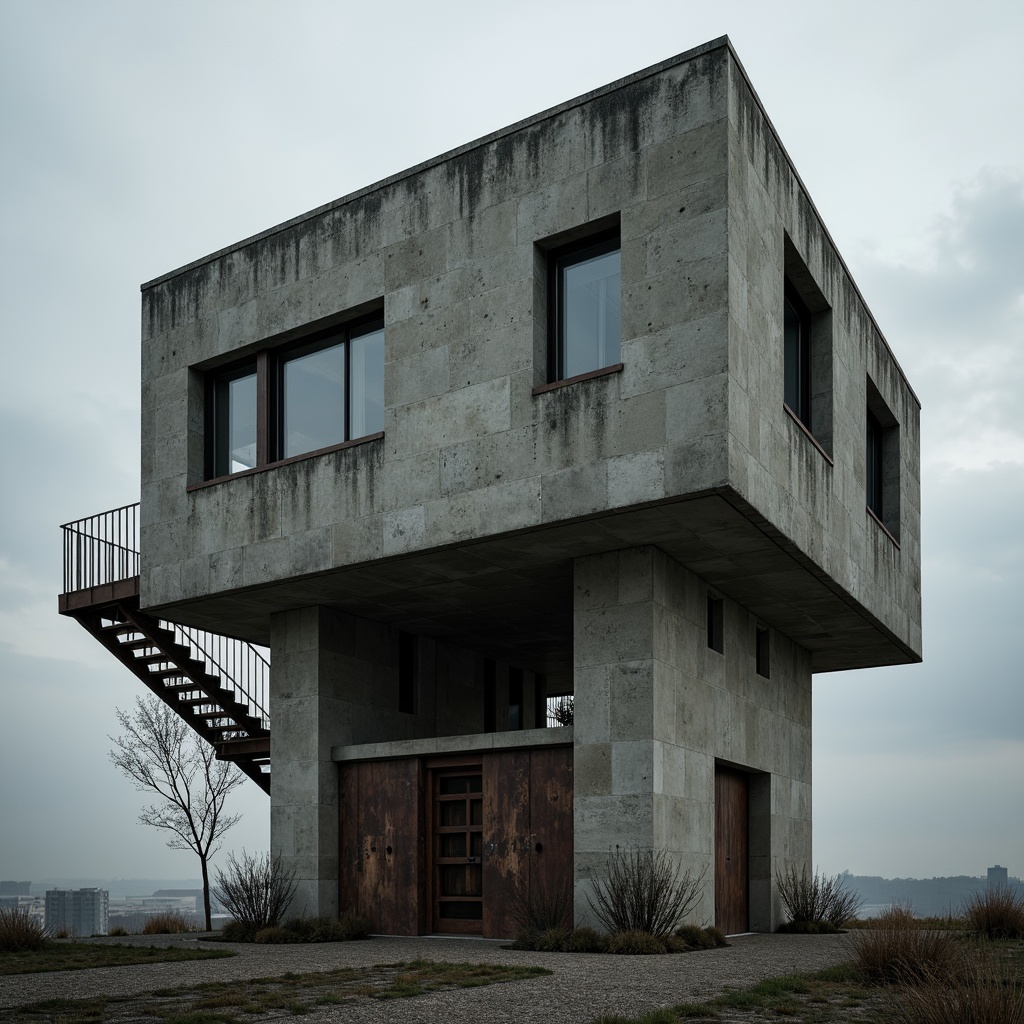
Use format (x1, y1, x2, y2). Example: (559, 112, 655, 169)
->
(0, 931, 856, 1023)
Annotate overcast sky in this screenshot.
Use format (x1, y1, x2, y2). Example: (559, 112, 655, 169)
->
(1, 0, 1021, 886)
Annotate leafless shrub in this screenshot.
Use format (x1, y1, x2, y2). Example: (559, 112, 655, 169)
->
(776, 866, 863, 929)
(588, 849, 705, 938)
(547, 695, 574, 727)
(963, 886, 1024, 940)
(505, 866, 573, 941)
(0, 907, 47, 951)
(851, 903, 963, 986)
(213, 850, 297, 935)
(890, 949, 1024, 1024)
(141, 910, 197, 934)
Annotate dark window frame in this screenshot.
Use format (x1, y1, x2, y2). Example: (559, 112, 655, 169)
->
(707, 595, 724, 654)
(865, 376, 901, 544)
(782, 236, 834, 459)
(755, 625, 770, 679)
(783, 280, 811, 429)
(866, 408, 884, 521)
(204, 312, 384, 482)
(548, 228, 621, 383)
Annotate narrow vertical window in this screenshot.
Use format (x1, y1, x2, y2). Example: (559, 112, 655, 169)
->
(211, 364, 257, 477)
(707, 595, 724, 654)
(534, 673, 547, 729)
(866, 409, 884, 520)
(784, 282, 810, 428)
(483, 658, 496, 733)
(550, 232, 621, 381)
(755, 625, 770, 679)
(508, 667, 524, 731)
(398, 631, 418, 715)
(349, 324, 385, 439)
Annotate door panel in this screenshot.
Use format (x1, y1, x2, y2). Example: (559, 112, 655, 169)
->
(529, 747, 574, 917)
(339, 759, 423, 935)
(715, 766, 749, 934)
(432, 768, 484, 933)
(481, 751, 531, 938)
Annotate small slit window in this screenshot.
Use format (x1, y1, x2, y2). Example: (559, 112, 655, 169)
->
(755, 625, 770, 679)
(707, 595, 724, 654)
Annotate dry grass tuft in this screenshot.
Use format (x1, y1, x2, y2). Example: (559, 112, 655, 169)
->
(890, 950, 1024, 1024)
(0, 907, 47, 952)
(851, 904, 963, 985)
(142, 911, 197, 934)
(963, 886, 1024, 940)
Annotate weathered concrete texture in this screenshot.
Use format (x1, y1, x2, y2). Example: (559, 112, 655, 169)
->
(271, 604, 548, 915)
(573, 547, 810, 931)
(134, 36, 920, 931)
(138, 38, 919, 681)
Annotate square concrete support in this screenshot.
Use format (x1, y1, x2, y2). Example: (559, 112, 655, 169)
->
(573, 546, 811, 931)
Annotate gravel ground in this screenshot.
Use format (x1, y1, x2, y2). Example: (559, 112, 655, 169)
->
(0, 931, 856, 1023)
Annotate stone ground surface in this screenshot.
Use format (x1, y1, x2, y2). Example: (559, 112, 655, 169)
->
(0, 931, 858, 1023)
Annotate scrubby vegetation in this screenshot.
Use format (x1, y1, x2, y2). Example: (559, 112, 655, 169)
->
(851, 904, 963, 985)
(221, 910, 370, 944)
(141, 910, 198, 934)
(962, 885, 1024, 940)
(588, 849, 705, 938)
(775, 866, 863, 932)
(0, 907, 47, 952)
(213, 849, 298, 936)
(510, 923, 727, 955)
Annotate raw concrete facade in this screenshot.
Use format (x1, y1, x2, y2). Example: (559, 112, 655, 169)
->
(138, 37, 921, 934)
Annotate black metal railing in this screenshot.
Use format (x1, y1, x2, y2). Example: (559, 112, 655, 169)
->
(63, 502, 270, 731)
(61, 503, 140, 593)
(164, 620, 270, 730)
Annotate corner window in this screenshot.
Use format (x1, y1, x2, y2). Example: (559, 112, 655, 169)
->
(206, 314, 384, 480)
(865, 376, 901, 542)
(549, 231, 621, 382)
(783, 237, 833, 457)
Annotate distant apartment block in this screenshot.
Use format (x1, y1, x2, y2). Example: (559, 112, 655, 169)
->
(988, 864, 1009, 888)
(45, 888, 109, 937)
(0, 881, 32, 895)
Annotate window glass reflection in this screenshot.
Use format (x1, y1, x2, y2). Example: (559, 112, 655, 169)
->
(349, 326, 384, 438)
(214, 369, 257, 477)
(282, 342, 345, 458)
(562, 248, 620, 379)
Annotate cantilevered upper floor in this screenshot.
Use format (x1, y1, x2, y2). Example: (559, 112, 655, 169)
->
(138, 37, 921, 684)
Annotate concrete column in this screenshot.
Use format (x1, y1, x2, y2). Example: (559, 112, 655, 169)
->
(269, 606, 344, 919)
(573, 547, 712, 925)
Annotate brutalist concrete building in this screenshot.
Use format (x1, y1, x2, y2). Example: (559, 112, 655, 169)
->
(63, 36, 920, 937)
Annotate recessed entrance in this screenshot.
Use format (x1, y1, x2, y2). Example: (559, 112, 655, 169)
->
(715, 765, 749, 934)
(431, 768, 483, 933)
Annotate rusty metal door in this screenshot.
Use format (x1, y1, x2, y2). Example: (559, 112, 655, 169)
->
(338, 758, 424, 935)
(714, 765, 749, 934)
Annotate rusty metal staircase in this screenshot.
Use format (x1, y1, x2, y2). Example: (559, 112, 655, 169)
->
(59, 504, 271, 793)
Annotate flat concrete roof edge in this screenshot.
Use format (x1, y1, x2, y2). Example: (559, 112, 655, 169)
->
(140, 36, 730, 292)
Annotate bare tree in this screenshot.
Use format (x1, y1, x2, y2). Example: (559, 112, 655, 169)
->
(109, 696, 244, 930)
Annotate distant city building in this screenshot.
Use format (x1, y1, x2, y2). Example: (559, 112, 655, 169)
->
(988, 865, 1009, 888)
(107, 893, 199, 933)
(0, 881, 32, 895)
(45, 888, 109, 936)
